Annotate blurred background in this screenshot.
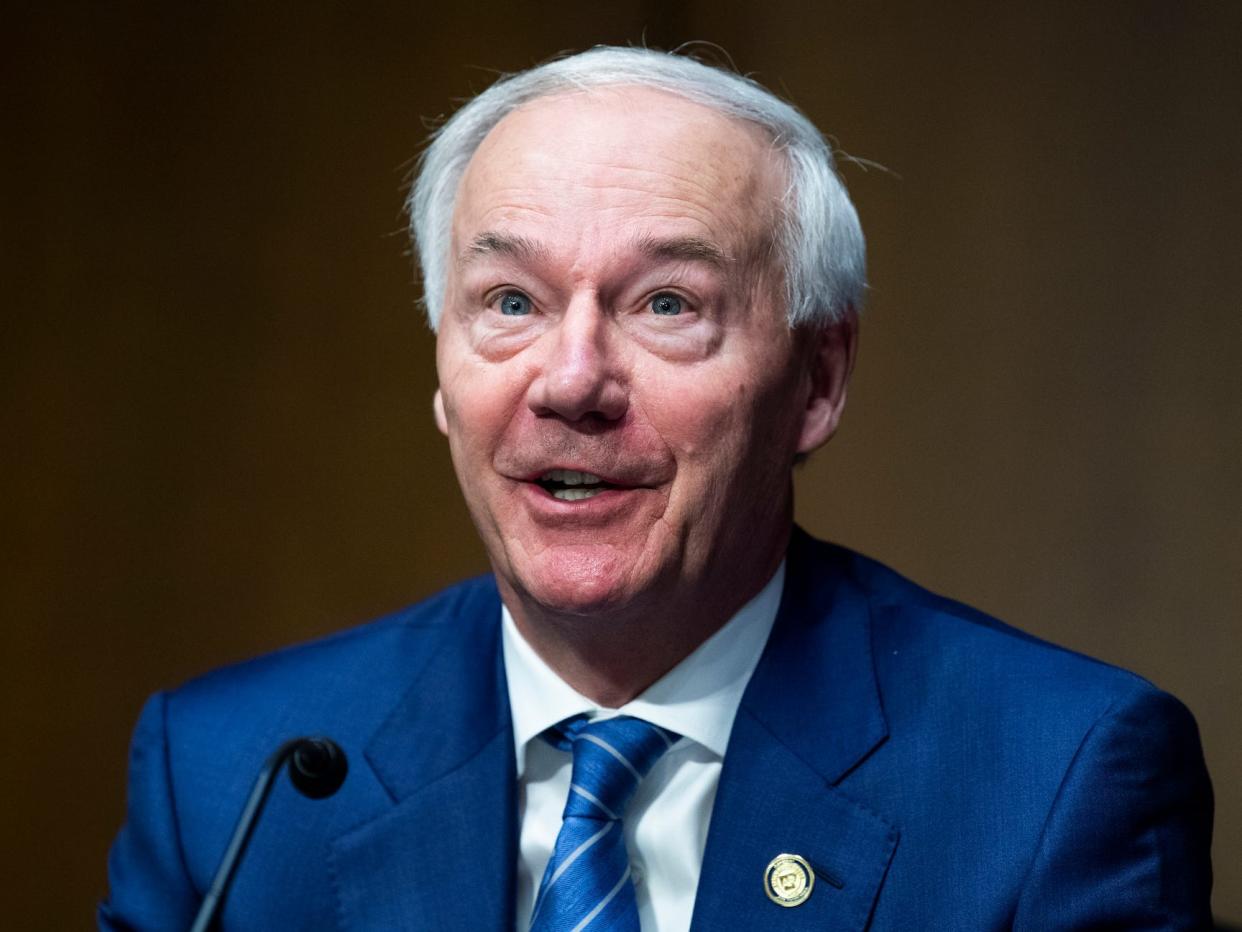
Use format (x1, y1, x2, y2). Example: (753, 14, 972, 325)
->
(4, 1, 1239, 927)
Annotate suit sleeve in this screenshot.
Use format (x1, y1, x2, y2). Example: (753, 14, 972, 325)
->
(98, 692, 199, 931)
(1012, 683, 1214, 930)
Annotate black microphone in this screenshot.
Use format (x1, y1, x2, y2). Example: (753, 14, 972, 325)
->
(188, 737, 348, 932)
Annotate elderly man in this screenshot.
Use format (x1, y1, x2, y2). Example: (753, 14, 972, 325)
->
(102, 47, 1212, 930)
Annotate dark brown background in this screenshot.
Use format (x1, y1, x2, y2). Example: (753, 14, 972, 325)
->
(4, 2, 1239, 927)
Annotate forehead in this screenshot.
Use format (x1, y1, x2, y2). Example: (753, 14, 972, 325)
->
(452, 86, 784, 256)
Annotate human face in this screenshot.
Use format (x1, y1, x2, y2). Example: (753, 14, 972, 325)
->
(434, 88, 843, 621)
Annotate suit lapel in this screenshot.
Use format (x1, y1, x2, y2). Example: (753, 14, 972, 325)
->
(330, 581, 517, 931)
(326, 533, 896, 930)
(691, 532, 899, 930)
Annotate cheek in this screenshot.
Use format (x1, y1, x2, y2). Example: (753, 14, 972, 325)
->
(640, 371, 756, 463)
(438, 361, 526, 460)
(640, 355, 803, 488)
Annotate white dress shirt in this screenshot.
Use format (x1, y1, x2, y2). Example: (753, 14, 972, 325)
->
(502, 562, 785, 932)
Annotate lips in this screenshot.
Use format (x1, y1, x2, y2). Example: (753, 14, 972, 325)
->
(497, 440, 672, 504)
(534, 468, 622, 501)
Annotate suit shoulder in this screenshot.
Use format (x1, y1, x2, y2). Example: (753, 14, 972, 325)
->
(811, 536, 1168, 712)
(787, 536, 1211, 926)
(166, 574, 498, 723)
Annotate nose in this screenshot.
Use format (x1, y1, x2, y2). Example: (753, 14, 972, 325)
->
(526, 296, 628, 424)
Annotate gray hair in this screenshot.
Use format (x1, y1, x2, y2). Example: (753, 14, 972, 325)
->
(408, 46, 865, 330)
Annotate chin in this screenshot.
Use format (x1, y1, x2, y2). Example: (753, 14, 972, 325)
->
(511, 545, 649, 617)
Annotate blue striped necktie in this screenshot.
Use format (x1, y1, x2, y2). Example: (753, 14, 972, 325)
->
(529, 715, 679, 932)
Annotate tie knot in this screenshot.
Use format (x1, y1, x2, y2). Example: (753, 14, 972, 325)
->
(552, 715, 679, 821)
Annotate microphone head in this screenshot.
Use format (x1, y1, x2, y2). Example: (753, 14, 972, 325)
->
(287, 737, 348, 799)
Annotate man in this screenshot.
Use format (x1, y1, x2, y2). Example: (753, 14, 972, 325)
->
(102, 47, 1213, 930)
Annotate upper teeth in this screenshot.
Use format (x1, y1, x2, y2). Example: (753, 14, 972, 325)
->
(541, 469, 602, 486)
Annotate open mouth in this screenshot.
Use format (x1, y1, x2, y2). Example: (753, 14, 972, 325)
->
(535, 469, 620, 501)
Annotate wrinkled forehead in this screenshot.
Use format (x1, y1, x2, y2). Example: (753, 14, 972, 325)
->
(451, 86, 787, 261)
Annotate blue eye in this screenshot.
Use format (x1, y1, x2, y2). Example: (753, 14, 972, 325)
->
(499, 292, 532, 316)
(650, 293, 683, 316)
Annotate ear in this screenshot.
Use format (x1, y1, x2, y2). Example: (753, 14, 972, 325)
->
(797, 311, 859, 455)
(433, 388, 448, 436)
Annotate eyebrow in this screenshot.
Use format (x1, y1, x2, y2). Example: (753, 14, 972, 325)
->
(458, 231, 731, 270)
(634, 234, 730, 268)
(460, 232, 551, 266)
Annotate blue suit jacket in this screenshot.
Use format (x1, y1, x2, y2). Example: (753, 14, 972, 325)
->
(101, 531, 1213, 929)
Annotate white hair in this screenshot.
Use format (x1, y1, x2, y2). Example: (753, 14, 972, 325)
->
(408, 45, 865, 330)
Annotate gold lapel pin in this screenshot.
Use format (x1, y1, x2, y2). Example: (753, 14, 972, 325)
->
(764, 853, 815, 907)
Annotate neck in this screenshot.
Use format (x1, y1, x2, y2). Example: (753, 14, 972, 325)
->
(503, 527, 790, 707)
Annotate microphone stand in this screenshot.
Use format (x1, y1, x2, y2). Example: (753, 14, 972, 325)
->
(188, 737, 347, 932)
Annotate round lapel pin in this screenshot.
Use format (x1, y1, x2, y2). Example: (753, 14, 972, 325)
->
(764, 853, 815, 907)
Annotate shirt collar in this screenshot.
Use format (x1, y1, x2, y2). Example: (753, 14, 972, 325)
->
(502, 561, 785, 777)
